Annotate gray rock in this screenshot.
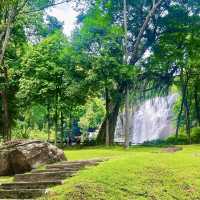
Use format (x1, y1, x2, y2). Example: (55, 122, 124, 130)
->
(0, 140, 66, 176)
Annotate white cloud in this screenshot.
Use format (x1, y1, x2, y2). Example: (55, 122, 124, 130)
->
(47, 2, 78, 37)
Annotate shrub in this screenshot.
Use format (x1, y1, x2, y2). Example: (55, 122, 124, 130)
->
(12, 128, 30, 139)
(143, 127, 200, 146)
(166, 134, 188, 145)
(191, 127, 200, 143)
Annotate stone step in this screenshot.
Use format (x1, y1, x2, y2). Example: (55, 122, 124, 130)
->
(0, 159, 106, 199)
(46, 163, 98, 171)
(46, 163, 85, 170)
(60, 159, 104, 164)
(0, 180, 63, 190)
(14, 171, 74, 182)
(60, 162, 100, 166)
(46, 160, 99, 170)
(61, 160, 102, 164)
(0, 189, 47, 199)
(31, 168, 78, 173)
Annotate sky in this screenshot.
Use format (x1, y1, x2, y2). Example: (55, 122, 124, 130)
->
(47, 2, 78, 37)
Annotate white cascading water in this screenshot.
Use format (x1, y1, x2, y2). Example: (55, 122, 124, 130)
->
(114, 94, 177, 144)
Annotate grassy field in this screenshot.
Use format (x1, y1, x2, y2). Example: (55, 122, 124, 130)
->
(40, 145, 200, 200)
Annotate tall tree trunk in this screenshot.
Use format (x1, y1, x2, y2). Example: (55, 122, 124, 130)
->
(0, 9, 14, 141)
(97, 97, 121, 144)
(60, 111, 64, 148)
(194, 85, 200, 126)
(105, 87, 109, 146)
(54, 91, 58, 146)
(68, 113, 72, 146)
(0, 9, 13, 65)
(124, 87, 129, 148)
(175, 69, 188, 140)
(175, 95, 184, 140)
(123, 0, 128, 64)
(183, 94, 191, 144)
(47, 101, 51, 142)
(123, 0, 129, 148)
(1, 91, 9, 141)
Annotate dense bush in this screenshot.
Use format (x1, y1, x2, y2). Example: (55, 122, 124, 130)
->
(143, 127, 200, 146)
(12, 128, 50, 141)
(191, 127, 200, 143)
(12, 128, 30, 139)
(166, 134, 188, 145)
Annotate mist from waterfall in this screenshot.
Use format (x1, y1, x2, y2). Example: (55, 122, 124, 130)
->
(114, 94, 177, 144)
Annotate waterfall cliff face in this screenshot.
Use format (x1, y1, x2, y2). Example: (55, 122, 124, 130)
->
(114, 94, 177, 144)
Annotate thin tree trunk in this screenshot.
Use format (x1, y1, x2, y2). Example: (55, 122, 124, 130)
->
(54, 91, 58, 146)
(123, 0, 129, 148)
(194, 85, 200, 126)
(60, 111, 64, 148)
(124, 87, 129, 148)
(0, 10, 13, 65)
(47, 101, 50, 142)
(175, 95, 184, 139)
(0, 9, 13, 141)
(0, 6, 18, 141)
(183, 94, 191, 144)
(123, 0, 128, 64)
(1, 91, 9, 141)
(68, 113, 72, 146)
(175, 69, 188, 140)
(0, 32, 5, 44)
(105, 87, 109, 146)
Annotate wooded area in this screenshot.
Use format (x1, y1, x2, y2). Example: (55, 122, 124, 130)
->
(1, 0, 200, 147)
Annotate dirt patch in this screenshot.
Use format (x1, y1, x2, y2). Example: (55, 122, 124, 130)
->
(161, 146, 183, 153)
(64, 182, 106, 200)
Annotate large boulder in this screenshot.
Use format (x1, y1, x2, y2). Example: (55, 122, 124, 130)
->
(0, 140, 66, 176)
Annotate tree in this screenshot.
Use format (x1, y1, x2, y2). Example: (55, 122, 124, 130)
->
(144, 3, 200, 143)
(0, 0, 68, 140)
(0, 1, 37, 139)
(17, 29, 94, 145)
(72, 0, 171, 144)
(123, 0, 129, 148)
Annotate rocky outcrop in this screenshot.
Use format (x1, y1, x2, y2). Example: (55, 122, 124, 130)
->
(0, 140, 66, 176)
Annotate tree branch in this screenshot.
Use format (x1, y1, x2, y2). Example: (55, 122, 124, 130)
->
(130, 0, 165, 64)
(17, 0, 29, 13)
(21, 0, 71, 14)
(0, 8, 14, 66)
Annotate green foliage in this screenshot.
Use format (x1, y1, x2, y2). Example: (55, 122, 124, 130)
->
(166, 134, 188, 145)
(12, 127, 30, 139)
(79, 98, 105, 131)
(12, 128, 51, 141)
(143, 127, 200, 146)
(1, 0, 200, 145)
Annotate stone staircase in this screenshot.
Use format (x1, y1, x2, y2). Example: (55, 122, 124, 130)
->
(0, 159, 104, 199)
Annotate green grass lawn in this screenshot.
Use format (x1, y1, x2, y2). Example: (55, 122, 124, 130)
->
(41, 145, 200, 200)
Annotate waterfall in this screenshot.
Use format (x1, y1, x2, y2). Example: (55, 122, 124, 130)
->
(114, 94, 177, 144)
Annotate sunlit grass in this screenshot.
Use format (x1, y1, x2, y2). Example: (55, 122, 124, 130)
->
(0, 176, 13, 184)
(41, 145, 200, 200)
